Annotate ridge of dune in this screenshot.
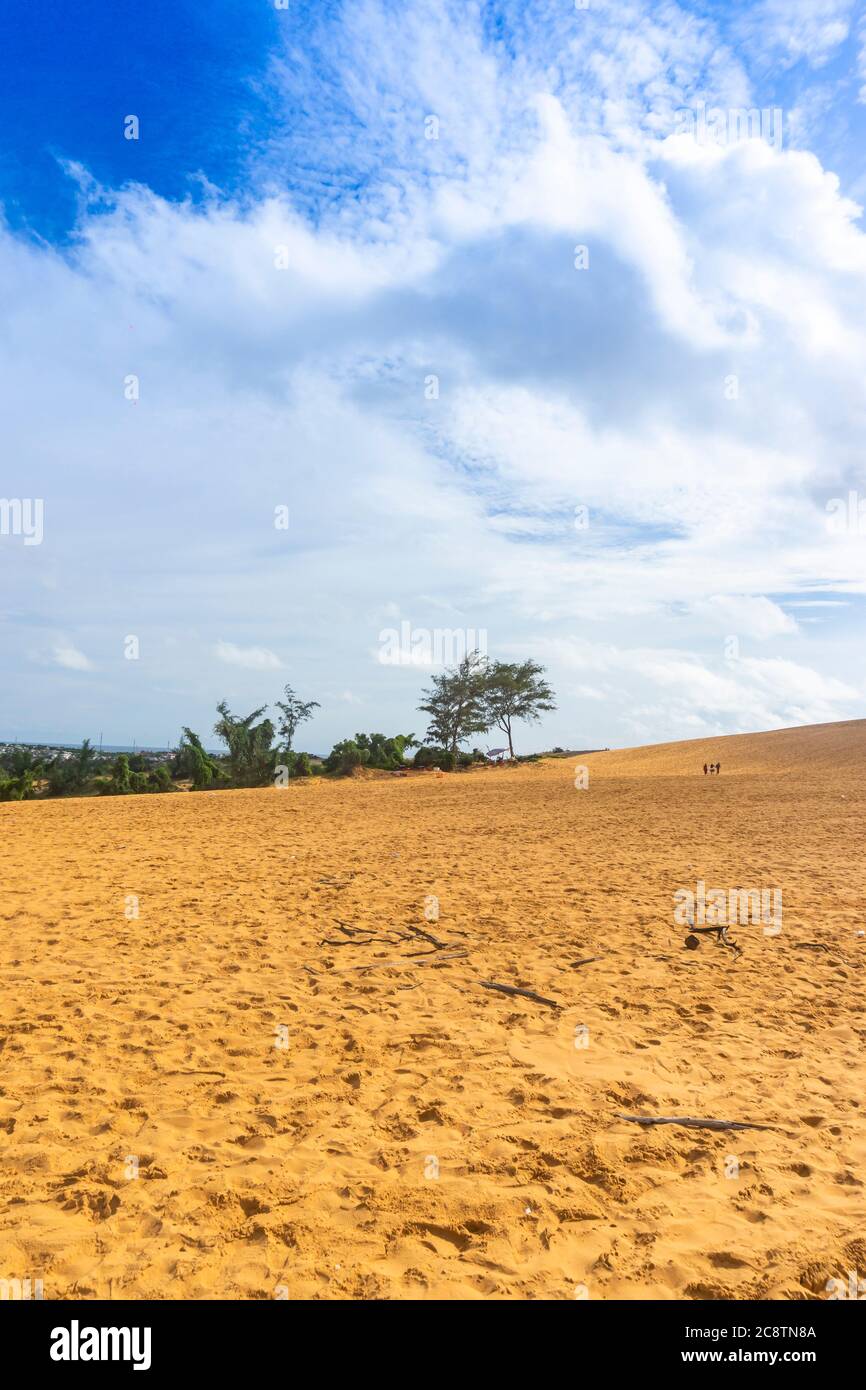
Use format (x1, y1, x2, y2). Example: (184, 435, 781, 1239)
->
(1, 718, 864, 1300)
(583, 717, 866, 777)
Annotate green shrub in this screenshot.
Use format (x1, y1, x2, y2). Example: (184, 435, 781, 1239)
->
(440, 751, 456, 772)
(295, 752, 312, 777)
(326, 740, 366, 775)
(0, 770, 37, 801)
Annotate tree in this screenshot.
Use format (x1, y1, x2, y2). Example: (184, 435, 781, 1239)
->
(418, 651, 490, 754)
(213, 701, 276, 785)
(173, 728, 220, 789)
(111, 754, 131, 794)
(483, 659, 556, 758)
(274, 685, 320, 754)
(73, 738, 96, 787)
(47, 739, 96, 796)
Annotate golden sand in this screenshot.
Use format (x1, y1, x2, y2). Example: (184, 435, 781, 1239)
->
(2, 719, 865, 1300)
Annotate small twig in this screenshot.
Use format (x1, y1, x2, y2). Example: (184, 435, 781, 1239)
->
(569, 956, 602, 968)
(408, 925, 452, 950)
(164, 1069, 226, 1078)
(319, 935, 400, 947)
(479, 980, 560, 1009)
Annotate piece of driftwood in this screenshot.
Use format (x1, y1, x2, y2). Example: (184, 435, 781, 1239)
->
(618, 1113, 776, 1132)
(479, 980, 560, 1009)
(684, 924, 742, 958)
(570, 956, 601, 968)
(794, 942, 832, 952)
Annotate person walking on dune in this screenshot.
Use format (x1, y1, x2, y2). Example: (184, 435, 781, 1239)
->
(716, 762, 721, 774)
(703, 763, 708, 775)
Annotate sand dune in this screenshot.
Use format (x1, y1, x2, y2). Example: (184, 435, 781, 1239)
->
(1, 719, 864, 1299)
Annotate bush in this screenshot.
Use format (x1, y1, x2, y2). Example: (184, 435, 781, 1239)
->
(413, 745, 442, 769)
(295, 752, 312, 777)
(326, 740, 366, 776)
(439, 751, 456, 772)
(150, 765, 173, 792)
(0, 770, 37, 801)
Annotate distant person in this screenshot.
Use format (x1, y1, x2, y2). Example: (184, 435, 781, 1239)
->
(716, 762, 721, 774)
(703, 763, 708, 775)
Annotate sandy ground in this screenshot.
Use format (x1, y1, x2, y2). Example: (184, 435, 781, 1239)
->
(1, 718, 865, 1300)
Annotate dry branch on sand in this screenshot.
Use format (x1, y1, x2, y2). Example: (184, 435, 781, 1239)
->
(479, 980, 560, 1009)
(618, 1113, 778, 1132)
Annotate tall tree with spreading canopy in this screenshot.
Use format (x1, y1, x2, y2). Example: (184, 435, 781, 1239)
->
(483, 659, 556, 758)
(418, 651, 490, 754)
(274, 684, 320, 753)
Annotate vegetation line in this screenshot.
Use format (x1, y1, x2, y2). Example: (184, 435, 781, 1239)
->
(2, 651, 558, 801)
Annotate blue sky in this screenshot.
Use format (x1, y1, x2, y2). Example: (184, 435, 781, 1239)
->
(2, 0, 866, 751)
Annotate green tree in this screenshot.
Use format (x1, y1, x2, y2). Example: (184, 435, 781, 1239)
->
(274, 684, 320, 754)
(483, 659, 556, 758)
(47, 739, 96, 796)
(213, 701, 276, 785)
(111, 754, 131, 794)
(75, 738, 97, 786)
(354, 732, 417, 770)
(173, 729, 220, 789)
(418, 651, 490, 754)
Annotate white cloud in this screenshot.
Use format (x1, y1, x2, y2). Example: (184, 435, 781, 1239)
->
(732, 0, 854, 69)
(215, 641, 283, 671)
(52, 642, 93, 672)
(691, 596, 799, 640)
